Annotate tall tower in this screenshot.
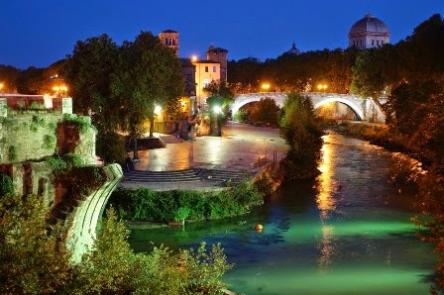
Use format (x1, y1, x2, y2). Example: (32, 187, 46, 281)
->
(158, 29, 179, 56)
(206, 46, 228, 82)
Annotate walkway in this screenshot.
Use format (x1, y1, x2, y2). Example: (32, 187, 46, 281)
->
(119, 122, 289, 190)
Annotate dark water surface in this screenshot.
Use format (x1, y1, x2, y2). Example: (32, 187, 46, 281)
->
(129, 133, 435, 294)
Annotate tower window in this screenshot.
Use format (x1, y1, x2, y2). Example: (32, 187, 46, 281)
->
(205, 66, 209, 73)
(213, 66, 217, 72)
(372, 40, 375, 46)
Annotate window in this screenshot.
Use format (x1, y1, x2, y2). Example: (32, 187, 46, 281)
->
(205, 66, 209, 73)
(371, 40, 375, 46)
(213, 66, 217, 72)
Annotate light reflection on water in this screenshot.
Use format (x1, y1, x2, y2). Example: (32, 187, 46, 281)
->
(129, 133, 436, 295)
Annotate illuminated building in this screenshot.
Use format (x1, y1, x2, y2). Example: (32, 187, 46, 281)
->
(349, 14, 390, 49)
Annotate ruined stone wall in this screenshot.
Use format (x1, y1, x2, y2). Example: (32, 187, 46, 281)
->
(0, 107, 122, 262)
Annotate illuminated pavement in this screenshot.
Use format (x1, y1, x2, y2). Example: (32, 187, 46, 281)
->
(132, 122, 288, 172)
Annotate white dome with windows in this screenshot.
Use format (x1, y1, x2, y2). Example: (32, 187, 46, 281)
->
(349, 14, 390, 49)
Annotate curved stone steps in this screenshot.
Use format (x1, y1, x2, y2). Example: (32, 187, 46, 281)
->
(123, 168, 252, 185)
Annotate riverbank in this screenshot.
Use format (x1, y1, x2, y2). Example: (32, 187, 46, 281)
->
(108, 181, 264, 225)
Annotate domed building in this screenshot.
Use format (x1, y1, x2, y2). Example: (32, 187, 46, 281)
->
(349, 14, 390, 49)
(284, 42, 300, 55)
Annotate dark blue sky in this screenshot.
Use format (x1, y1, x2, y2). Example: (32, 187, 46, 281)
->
(1, 0, 443, 68)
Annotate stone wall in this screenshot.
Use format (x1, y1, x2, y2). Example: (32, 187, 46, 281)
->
(0, 105, 122, 262)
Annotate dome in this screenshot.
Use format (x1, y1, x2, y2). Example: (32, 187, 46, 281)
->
(349, 14, 390, 38)
(284, 42, 300, 55)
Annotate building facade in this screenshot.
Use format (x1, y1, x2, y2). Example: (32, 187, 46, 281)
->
(349, 14, 390, 49)
(193, 60, 221, 99)
(158, 30, 228, 111)
(159, 29, 180, 56)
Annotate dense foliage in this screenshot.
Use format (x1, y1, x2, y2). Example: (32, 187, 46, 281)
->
(238, 98, 280, 127)
(63, 32, 184, 163)
(204, 81, 234, 136)
(228, 49, 358, 94)
(0, 194, 232, 294)
(0, 173, 14, 196)
(108, 182, 264, 222)
(279, 93, 323, 180)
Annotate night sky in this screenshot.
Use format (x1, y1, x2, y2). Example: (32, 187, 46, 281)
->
(1, 0, 443, 69)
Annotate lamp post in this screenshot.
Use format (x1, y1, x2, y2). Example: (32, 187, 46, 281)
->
(0, 82, 4, 93)
(317, 83, 328, 92)
(212, 104, 222, 136)
(260, 82, 271, 92)
(149, 104, 162, 138)
(52, 84, 68, 97)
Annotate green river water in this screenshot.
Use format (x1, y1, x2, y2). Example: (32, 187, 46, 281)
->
(129, 133, 436, 294)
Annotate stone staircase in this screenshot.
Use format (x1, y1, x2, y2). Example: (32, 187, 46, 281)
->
(123, 168, 251, 188)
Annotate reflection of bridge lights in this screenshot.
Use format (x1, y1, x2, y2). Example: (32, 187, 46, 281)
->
(316, 136, 336, 220)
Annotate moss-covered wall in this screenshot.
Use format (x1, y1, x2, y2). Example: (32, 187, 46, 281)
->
(0, 109, 122, 263)
(0, 113, 61, 163)
(0, 112, 96, 165)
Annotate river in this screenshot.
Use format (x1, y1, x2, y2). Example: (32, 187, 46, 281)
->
(129, 133, 436, 294)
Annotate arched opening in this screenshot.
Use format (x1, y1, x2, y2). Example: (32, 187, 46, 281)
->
(315, 101, 360, 121)
(314, 98, 364, 121)
(236, 98, 281, 127)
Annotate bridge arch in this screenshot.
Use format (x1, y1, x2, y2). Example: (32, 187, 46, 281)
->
(312, 96, 364, 120)
(231, 92, 381, 122)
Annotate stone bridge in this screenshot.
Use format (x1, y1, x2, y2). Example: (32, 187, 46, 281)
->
(231, 92, 386, 122)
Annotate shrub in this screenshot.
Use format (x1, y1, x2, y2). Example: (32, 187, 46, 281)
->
(69, 209, 232, 295)
(42, 134, 56, 149)
(63, 114, 93, 134)
(109, 182, 264, 222)
(0, 194, 232, 295)
(0, 194, 72, 294)
(174, 207, 191, 223)
(0, 173, 14, 196)
(8, 145, 17, 161)
(46, 156, 68, 171)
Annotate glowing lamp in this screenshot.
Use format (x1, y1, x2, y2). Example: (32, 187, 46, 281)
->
(213, 105, 222, 114)
(261, 83, 271, 91)
(154, 104, 162, 116)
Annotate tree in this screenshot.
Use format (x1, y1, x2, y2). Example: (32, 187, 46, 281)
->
(279, 93, 323, 180)
(0, 194, 72, 294)
(63, 34, 124, 163)
(0, 65, 20, 93)
(111, 32, 183, 157)
(205, 81, 234, 136)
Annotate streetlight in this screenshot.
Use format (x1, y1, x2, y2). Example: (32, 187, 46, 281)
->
(154, 104, 162, 116)
(52, 84, 68, 96)
(317, 83, 328, 92)
(191, 55, 198, 63)
(213, 105, 222, 115)
(261, 82, 271, 92)
(212, 105, 223, 136)
(0, 82, 4, 93)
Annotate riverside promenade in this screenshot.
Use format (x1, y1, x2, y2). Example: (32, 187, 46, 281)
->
(119, 122, 288, 191)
